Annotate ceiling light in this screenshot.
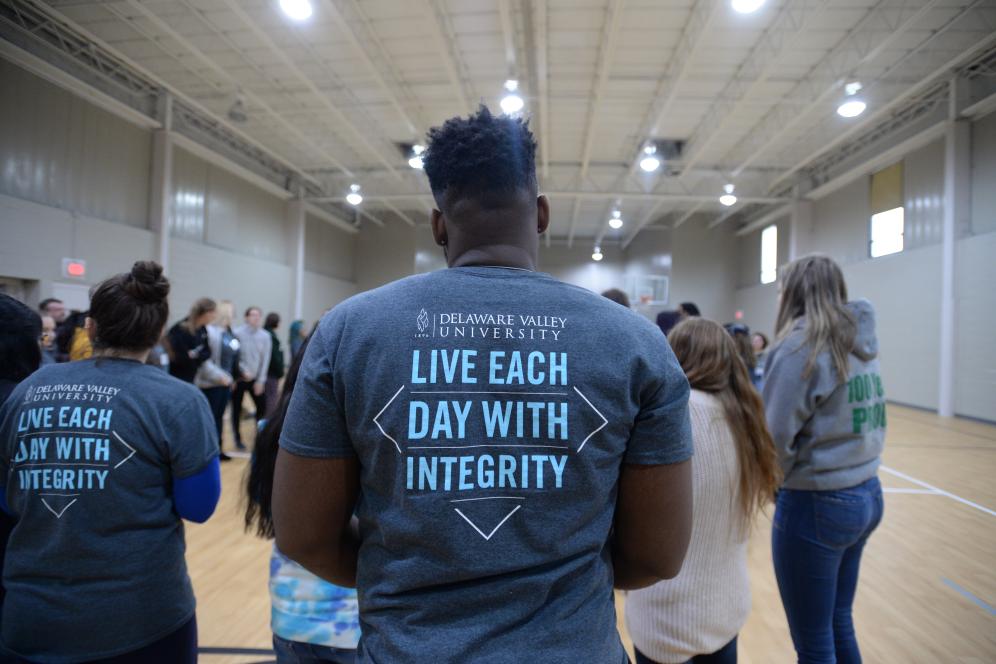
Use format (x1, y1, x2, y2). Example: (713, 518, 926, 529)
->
(609, 209, 623, 229)
(639, 144, 661, 172)
(227, 92, 247, 123)
(592, 247, 604, 262)
(346, 184, 363, 206)
(280, 0, 313, 21)
(500, 80, 524, 114)
(731, 0, 765, 13)
(837, 100, 866, 118)
(408, 144, 426, 170)
(720, 183, 737, 207)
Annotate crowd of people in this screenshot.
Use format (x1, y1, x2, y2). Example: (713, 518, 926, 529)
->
(0, 107, 887, 664)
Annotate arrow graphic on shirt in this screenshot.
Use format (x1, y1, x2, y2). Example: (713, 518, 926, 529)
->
(373, 385, 406, 454)
(453, 504, 522, 540)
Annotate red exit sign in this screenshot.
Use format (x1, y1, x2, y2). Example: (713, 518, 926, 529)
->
(62, 258, 86, 279)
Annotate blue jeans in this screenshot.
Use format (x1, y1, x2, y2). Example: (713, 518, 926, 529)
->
(634, 637, 737, 664)
(772, 477, 884, 664)
(272, 635, 356, 664)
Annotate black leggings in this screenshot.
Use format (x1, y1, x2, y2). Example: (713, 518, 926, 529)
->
(1, 615, 197, 664)
(634, 637, 737, 664)
(231, 380, 266, 445)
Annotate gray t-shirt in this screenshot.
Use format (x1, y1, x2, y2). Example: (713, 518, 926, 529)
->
(0, 357, 218, 662)
(280, 267, 692, 664)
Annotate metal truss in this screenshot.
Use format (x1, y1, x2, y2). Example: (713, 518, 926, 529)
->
(724, 0, 946, 176)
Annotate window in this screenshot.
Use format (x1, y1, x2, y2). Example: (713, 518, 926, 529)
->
(870, 161, 904, 258)
(760, 224, 777, 284)
(870, 207, 904, 258)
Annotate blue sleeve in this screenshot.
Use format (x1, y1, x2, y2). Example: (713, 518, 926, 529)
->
(173, 457, 221, 523)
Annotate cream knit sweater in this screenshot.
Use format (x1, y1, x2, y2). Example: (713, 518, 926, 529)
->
(624, 389, 750, 663)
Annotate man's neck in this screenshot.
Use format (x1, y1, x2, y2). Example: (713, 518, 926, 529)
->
(448, 245, 536, 271)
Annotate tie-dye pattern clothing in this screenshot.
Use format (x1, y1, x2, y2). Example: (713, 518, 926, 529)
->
(270, 545, 361, 649)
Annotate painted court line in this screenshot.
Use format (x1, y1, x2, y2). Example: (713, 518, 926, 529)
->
(883, 487, 939, 494)
(880, 465, 996, 518)
(941, 578, 996, 616)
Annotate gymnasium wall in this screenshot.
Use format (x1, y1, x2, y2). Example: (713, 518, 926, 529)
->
(0, 59, 358, 334)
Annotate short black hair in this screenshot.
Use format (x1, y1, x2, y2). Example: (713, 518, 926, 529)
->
(679, 302, 701, 317)
(423, 105, 537, 203)
(0, 294, 41, 382)
(39, 298, 62, 312)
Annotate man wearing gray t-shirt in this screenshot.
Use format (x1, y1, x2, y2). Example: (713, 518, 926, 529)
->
(232, 306, 271, 448)
(273, 107, 693, 663)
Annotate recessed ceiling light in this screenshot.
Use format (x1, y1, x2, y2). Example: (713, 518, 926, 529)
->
(609, 210, 623, 229)
(837, 99, 866, 118)
(731, 0, 765, 14)
(501, 80, 524, 114)
(592, 247, 604, 262)
(280, 0, 313, 21)
(346, 184, 363, 206)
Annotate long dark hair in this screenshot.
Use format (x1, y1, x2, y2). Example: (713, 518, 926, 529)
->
(668, 318, 781, 528)
(244, 333, 311, 538)
(0, 294, 41, 383)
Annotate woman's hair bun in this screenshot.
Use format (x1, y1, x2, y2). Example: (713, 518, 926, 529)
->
(124, 260, 170, 303)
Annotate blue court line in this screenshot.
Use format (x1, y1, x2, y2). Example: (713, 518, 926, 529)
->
(941, 578, 996, 616)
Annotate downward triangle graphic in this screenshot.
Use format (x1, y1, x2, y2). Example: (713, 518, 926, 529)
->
(40, 497, 78, 519)
(454, 505, 522, 540)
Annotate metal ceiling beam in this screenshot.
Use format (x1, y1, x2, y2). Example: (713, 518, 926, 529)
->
(219, 0, 402, 178)
(319, 0, 420, 137)
(381, 200, 417, 227)
(308, 191, 787, 204)
(726, 0, 944, 177)
(525, 0, 550, 179)
(123, 0, 356, 179)
(708, 207, 740, 230)
(735, 204, 792, 237)
(566, 197, 582, 249)
(423, 0, 472, 111)
(578, 0, 625, 179)
(769, 14, 996, 192)
(497, 0, 516, 74)
(678, 0, 830, 174)
(621, 199, 668, 249)
(671, 203, 705, 229)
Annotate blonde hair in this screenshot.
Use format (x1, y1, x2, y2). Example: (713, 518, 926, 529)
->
(775, 255, 855, 380)
(668, 318, 781, 527)
(215, 300, 235, 329)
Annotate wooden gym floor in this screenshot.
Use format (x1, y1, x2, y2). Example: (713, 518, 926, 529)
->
(186, 404, 996, 663)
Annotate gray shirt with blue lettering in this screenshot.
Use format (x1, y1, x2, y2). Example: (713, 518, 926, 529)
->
(280, 266, 692, 664)
(0, 357, 217, 662)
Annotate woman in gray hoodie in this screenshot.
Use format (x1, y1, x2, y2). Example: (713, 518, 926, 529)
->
(762, 255, 885, 664)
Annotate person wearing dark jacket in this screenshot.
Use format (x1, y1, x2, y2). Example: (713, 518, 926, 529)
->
(263, 313, 285, 419)
(0, 294, 43, 615)
(167, 298, 216, 383)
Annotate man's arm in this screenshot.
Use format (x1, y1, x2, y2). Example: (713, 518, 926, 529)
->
(254, 332, 271, 395)
(612, 459, 692, 590)
(272, 448, 360, 587)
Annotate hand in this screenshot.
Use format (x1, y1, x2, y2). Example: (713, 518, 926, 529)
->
(221, 375, 232, 387)
(253, 382, 264, 396)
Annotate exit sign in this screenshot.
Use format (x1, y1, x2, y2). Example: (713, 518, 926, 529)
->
(62, 258, 87, 279)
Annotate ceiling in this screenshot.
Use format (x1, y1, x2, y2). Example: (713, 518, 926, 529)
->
(6, 0, 996, 246)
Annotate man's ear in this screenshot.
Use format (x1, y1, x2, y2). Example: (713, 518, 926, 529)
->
(536, 195, 551, 235)
(431, 209, 447, 246)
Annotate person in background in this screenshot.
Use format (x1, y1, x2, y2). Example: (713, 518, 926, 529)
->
(288, 319, 307, 360)
(232, 306, 271, 450)
(601, 288, 630, 308)
(0, 261, 220, 663)
(751, 332, 769, 386)
(656, 310, 682, 337)
(38, 298, 67, 326)
(724, 323, 759, 388)
(627, 319, 780, 664)
(196, 300, 239, 461)
(55, 310, 93, 362)
(246, 333, 360, 663)
(39, 315, 57, 365)
(147, 333, 171, 373)
(263, 313, 285, 419)
(0, 295, 42, 614)
(167, 298, 216, 384)
(763, 255, 885, 664)
(272, 106, 693, 663)
(678, 302, 701, 319)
